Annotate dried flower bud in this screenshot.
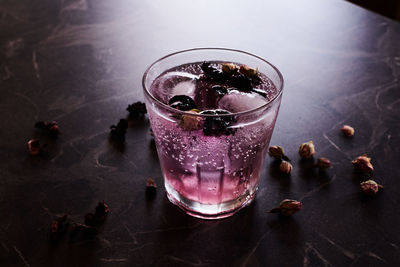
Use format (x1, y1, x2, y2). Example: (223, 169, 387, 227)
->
(352, 154, 373, 172)
(146, 178, 157, 189)
(269, 145, 285, 159)
(340, 125, 354, 137)
(221, 63, 239, 74)
(298, 141, 315, 159)
(179, 109, 202, 130)
(239, 65, 259, 77)
(269, 199, 302, 216)
(95, 201, 110, 217)
(279, 161, 293, 174)
(360, 180, 383, 195)
(48, 121, 59, 134)
(27, 139, 41, 156)
(85, 201, 110, 227)
(146, 178, 157, 199)
(35, 120, 60, 135)
(69, 223, 98, 237)
(110, 119, 128, 143)
(315, 157, 331, 170)
(127, 101, 147, 117)
(50, 214, 69, 241)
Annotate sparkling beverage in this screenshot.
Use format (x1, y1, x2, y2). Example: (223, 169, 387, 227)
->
(143, 49, 283, 219)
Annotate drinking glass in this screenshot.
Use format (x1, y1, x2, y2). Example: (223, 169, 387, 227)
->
(142, 48, 284, 219)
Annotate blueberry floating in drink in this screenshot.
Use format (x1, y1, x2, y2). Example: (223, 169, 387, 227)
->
(168, 95, 197, 111)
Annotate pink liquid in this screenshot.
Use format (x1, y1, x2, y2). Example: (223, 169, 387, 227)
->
(147, 61, 280, 214)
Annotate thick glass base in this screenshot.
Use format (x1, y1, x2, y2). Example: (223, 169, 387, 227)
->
(165, 181, 257, 219)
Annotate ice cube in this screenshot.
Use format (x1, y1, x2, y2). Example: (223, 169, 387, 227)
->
(151, 71, 198, 103)
(172, 80, 196, 97)
(218, 90, 268, 113)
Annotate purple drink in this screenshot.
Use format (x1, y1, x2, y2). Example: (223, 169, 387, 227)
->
(143, 49, 283, 219)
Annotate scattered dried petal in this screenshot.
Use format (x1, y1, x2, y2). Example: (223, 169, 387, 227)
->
(279, 161, 293, 174)
(269, 145, 285, 159)
(221, 63, 239, 74)
(352, 154, 374, 172)
(315, 157, 331, 170)
(27, 139, 41, 156)
(269, 199, 302, 216)
(360, 180, 383, 195)
(341, 125, 355, 137)
(298, 141, 315, 159)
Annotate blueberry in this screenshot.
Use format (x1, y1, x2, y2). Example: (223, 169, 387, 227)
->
(200, 109, 236, 136)
(228, 73, 253, 91)
(168, 95, 197, 111)
(201, 62, 228, 83)
(212, 85, 228, 97)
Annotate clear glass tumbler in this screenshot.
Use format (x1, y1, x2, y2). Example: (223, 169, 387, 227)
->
(142, 48, 284, 219)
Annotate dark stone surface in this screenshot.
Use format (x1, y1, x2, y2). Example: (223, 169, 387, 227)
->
(1, 0, 400, 266)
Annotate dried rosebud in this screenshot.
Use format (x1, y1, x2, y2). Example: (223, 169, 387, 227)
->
(95, 201, 110, 217)
(146, 178, 157, 199)
(146, 178, 157, 189)
(298, 141, 315, 159)
(269, 199, 302, 216)
(360, 180, 383, 195)
(315, 157, 331, 170)
(50, 214, 69, 241)
(269, 145, 285, 159)
(110, 119, 128, 143)
(69, 223, 98, 237)
(179, 109, 202, 130)
(221, 63, 239, 74)
(279, 161, 293, 174)
(84, 213, 95, 226)
(352, 154, 374, 172)
(48, 121, 59, 134)
(341, 125, 355, 137)
(239, 65, 259, 77)
(127, 101, 147, 117)
(35, 121, 60, 135)
(27, 139, 41, 156)
(85, 201, 110, 227)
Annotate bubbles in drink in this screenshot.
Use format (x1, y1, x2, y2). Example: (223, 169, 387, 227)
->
(147, 61, 280, 207)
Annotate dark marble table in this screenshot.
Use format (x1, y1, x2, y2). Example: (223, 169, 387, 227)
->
(1, 0, 400, 266)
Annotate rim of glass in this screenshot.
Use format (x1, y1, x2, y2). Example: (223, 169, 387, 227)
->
(142, 47, 284, 117)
